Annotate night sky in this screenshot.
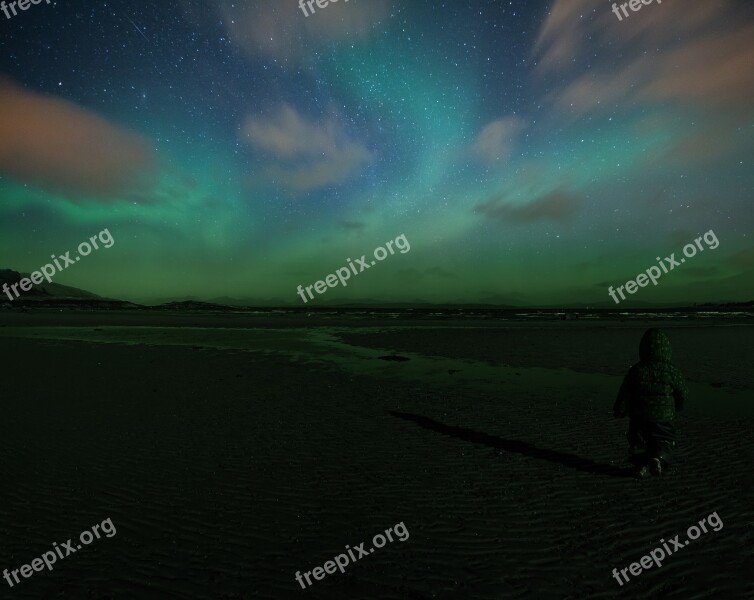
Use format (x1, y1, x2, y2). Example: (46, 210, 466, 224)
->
(1, 0, 752, 305)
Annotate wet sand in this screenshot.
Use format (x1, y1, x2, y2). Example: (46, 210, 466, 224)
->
(0, 313, 751, 598)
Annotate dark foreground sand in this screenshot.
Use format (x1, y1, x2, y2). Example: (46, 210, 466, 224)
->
(0, 313, 752, 599)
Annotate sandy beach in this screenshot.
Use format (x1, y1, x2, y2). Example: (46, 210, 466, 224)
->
(0, 312, 751, 599)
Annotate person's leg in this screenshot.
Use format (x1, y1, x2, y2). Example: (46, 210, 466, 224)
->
(629, 419, 657, 477)
(627, 419, 648, 465)
(649, 420, 676, 467)
(639, 420, 675, 476)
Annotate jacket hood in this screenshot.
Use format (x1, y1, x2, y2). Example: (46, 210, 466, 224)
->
(639, 328, 672, 362)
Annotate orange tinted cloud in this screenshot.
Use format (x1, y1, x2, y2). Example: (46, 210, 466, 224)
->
(242, 104, 372, 191)
(221, 0, 389, 63)
(534, 0, 754, 116)
(476, 189, 580, 223)
(0, 78, 154, 199)
(471, 116, 527, 164)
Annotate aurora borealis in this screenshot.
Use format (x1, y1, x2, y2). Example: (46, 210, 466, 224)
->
(1, 0, 752, 306)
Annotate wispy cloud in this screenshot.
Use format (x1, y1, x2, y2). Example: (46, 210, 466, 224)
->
(476, 189, 580, 223)
(670, 230, 696, 246)
(219, 0, 389, 63)
(534, 0, 754, 117)
(0, 78, 154, 200)
(726, 246, 754, 269)
(471, 116, 526, 163)
(242, 104, 372, 191)
(337, 219, 367, 231)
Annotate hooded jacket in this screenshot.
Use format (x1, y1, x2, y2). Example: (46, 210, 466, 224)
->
(614, 329, 688, 422)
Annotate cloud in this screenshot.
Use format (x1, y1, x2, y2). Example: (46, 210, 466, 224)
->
(471, 116, 526, 163)
(0, 78, 154, 199)
(220, 0, 389, 63)
(534, 0, 726, 71)
(726, 246, 754, 269)
(532, 0, 593, 73)
(660, 125, 739, 165)
(534, 0, 754, 117)
(338, 220, 367, 231)
(475, 189, 580, 223)
(683, 266, 724, 279)
(242, 104, 372, 191)
(670, 230, 696, 246)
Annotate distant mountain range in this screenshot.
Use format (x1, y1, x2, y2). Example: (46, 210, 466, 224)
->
(0, 269, 104, 300)
(0, 269, 138, 308)
(1, 268, 751, 311)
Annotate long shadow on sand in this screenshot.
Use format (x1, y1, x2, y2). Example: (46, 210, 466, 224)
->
(390, 411, 634, 478)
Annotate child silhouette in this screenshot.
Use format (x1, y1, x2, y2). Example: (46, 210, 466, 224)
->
(614, 328, 688, 478)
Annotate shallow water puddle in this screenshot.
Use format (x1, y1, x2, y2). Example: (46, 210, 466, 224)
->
(1, 326, 748, 410)
(0, 326, 615, 395)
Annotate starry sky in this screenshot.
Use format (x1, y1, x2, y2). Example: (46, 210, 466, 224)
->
(1, 0, 752, 306)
